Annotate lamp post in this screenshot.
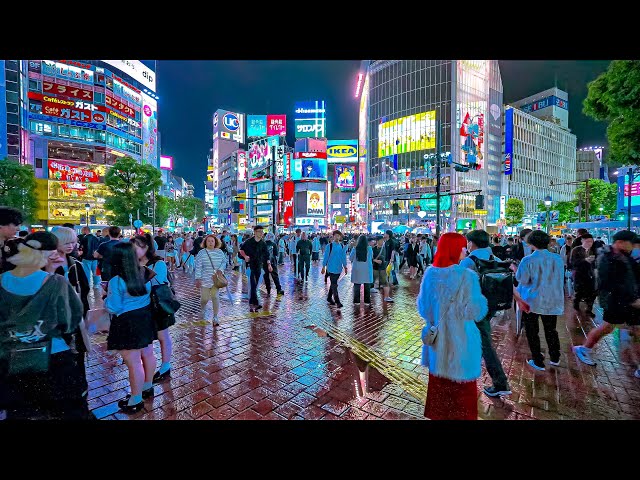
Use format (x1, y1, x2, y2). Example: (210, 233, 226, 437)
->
(544, 196, 552, 233)
(84, 203, 90, 228)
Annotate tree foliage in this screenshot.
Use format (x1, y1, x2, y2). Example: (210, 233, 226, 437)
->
(537, 200, 577, 223)
(583, 60, 640, 165)
(154, 195, 170, 227)
(104, 156, 162, 226)
(574, 179, 617, 217)
(0, 159, 39, 222)
(176, 196, 204, 222)
(505, 198, 525, 226)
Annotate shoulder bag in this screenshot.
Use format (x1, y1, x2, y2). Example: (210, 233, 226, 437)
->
(150, 262, 181, 315)
(69, 261, 93, 353)
(207, 251, 228, 289)
(422, 284, 461, 346)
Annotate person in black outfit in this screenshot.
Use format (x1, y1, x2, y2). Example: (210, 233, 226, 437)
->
(296, 232, 313, 281)
(405, 236, 420, 279)
(94, 226, 121, 281)
(239, 226, 272, 312)
(263, 233, 284, 296)
(491, 236, 505, 258)
(513, 228, 533, 261)
(569, 233, 597, 316)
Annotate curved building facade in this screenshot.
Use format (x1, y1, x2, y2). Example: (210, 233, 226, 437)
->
(363, 60, 504, 231)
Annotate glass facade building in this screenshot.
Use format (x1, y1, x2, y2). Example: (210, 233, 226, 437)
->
(364, 60, 503, 231)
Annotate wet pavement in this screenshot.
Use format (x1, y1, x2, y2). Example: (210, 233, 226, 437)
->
(86, 256, 640, 420)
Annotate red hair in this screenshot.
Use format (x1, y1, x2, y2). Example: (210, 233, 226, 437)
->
(432, 232, 467, 268)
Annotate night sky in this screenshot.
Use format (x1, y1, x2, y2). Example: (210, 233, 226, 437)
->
(156, 60, 611, 198)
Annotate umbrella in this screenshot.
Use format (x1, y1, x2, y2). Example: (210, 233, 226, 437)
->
(392, 225, 411, 234)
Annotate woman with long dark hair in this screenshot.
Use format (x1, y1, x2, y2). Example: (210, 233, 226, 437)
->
(105, 242, 157, 413)
(349, 234, 373, 305)
(406, 235, 420, 280)
(417, 232, 487, 420)
(132, 234, 175, 382)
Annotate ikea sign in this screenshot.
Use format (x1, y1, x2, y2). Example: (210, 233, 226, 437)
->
(327, 140, 358, 163)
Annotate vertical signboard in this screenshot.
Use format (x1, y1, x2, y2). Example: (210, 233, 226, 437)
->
(237, 150, 247, 182)
(294, 100, 326, 139)
(142, 92, 158, 166)
(247, 115, 267, 137)
(504, 108, 514, 175)
(267, 114, 287, 136)
(283, 181, 295, 227)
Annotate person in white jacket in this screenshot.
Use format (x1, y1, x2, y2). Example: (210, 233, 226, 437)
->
(194, 235, 228, 326)
(417, 232, 487, 420)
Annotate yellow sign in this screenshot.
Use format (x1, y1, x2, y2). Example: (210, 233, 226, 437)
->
(473, 209, 488, 215)
(378, 111, 436, 157)
(335, 215, 347, 224)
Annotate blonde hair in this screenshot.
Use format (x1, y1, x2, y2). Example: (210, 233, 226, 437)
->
(51, 226, 77, 247)
(8, 242, 54, 268)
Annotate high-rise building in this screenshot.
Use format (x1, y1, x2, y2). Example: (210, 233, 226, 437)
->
(510, 87, 569, 129)
(20, 60, 159, 227)
(577, 146, 606, 183)
(0, 60, 22, 162)
(363, 60, 504, 231)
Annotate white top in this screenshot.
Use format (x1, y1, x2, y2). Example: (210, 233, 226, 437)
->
(148, 260, 168, 284)
(516, 248, 565, 316)
(195, 248, 228, 288)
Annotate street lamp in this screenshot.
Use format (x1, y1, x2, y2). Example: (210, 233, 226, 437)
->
(84, 203, 90, 228)
(544, 196, 552, 234)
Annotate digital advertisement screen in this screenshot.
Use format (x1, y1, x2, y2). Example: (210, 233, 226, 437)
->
(142, 92, 158, 167)
(160, 155, 173, 171)
(306, 191, 325, 216)
(247, 115, 267, 137)
(294, 100, 326, 139)
(290, 159, 328, 181)
(623, 176, 640, 207)
(460, 111, 485, 169)
(283, 181, 295, 227)
(327, 140, 358, 163)
(504, 108, 513, 175)
(378, 111, 436, 157)
(247, 136, 280, 183)
(48, 160, 100, 183)
(335, 165, 356, 190)
(267, 114, 287, 136)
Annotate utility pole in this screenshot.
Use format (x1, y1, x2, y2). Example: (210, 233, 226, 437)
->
(584, 178, 590, 222)
(152, 189, 156, 235)
(435, 106, 442, 238)
(271, 145, 277, 234)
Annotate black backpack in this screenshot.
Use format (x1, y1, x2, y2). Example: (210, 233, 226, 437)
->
(470, 255, 514, 312)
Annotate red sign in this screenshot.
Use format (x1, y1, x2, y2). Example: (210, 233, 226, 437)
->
(267, 114, 287, 136)
(42, 102, 92, 122)
(58, 60, 92, 70)
(106, 95, 137, 118)
(283, 181, 295, 228)
(277, 184, 284, 223)
(48, 160, 99, 183)
(42, 81, 93, 101)
(624, 184, 640, 197)
(294, 152, 327, 159)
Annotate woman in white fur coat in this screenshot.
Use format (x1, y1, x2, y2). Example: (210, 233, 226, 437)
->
(417, 232, 488, 420)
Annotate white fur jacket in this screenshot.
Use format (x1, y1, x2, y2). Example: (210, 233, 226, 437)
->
(417, 264, 487, 382)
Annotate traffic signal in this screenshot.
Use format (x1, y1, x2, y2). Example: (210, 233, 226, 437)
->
(392, 203, 400, 215)
(475, 195, 484, 210)
(232, 201, 240, 213)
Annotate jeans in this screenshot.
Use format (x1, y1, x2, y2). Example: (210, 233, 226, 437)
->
(522, 312, 561, 366)
(263, 265, 282, 293)
(327, 272, 341, 304)
(81, 259, 100, 287)
(298, 255, 311, 279)
(249, 265, 262, 306)
(475, 313, 509, 389)
(353, 283, 371, 303)
(278, 252, 284, 265)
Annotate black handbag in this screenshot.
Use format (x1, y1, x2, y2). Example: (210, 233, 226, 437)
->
(151, 283, 181, 315)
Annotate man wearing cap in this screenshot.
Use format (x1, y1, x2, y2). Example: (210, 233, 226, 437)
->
(574, 230, 640, 379)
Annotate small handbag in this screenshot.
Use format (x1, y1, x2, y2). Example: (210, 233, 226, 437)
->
(207, 251, 228, 288)
(86, 307, 111, 334)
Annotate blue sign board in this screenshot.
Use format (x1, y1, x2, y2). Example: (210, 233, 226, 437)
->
(504, 108, 513, 176)
(520, 95, 568, 114)
(247, 115, 267, 137)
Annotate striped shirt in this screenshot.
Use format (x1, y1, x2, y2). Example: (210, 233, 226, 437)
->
(195, 248, 228, 288)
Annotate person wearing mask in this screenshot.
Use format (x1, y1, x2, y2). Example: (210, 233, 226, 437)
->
(417, 233, 487, 420)
(263, 233, 284, 296)
(513, 228, 533, 261)
(132, 234, 175, 381)
(312, 234, 321, 264)
(105, 242, 157, 414)
(173, 233, 184, 268)
(574, 230, 640, 379)
(569, 233, 597, 316)
(322, 230, 348, 309)
(277, 234, 286, 266)
(515, 230, 564, 371)
(94, 226, 121, 282)
(240, 226, 272, 312)
(491, 236, 506, 258)
(384, 230, 400, 286)
(405, 236, 420, 280)
(79, 226, 100, 289)
(154, 232, 167, 260)
(195, 235, 228, 325)
(296, 232, 313, 282)
(349, 234, 373, 305)
(0, 231, 86, 419)
(0, 207, 23, 274)
(459, 229, 511, 397)
(288, 230, 301, 280)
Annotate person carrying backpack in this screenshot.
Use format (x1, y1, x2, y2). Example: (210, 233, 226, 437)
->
(459, 229, 512, 398)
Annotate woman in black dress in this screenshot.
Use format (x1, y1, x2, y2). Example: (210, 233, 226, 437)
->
(406, 236, 420, 280)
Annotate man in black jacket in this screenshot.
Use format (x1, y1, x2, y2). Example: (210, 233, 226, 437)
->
(296, 232, 313, 282)
(574, 230, 640, 376)
(239, 226, 272, 311)
(263, 233, 284, 296)
(569, 233, 597, 316)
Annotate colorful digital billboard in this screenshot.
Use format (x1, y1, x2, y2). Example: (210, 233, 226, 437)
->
(267, 115, 287, 136)
(460, 111, 484, 169)
(294, 100, 326, 139)
(335, 165, 356, 191)
(504, 108, 513, 175)
(283, 181, 295, 227)
(306, 191, 325, 216)
(327, 140, 358, 163)
(247, 115, 267, 137)
(291, 159, 328, 181)
(142, 92, 158, 166)
(48, 160, 100, 183)
(377, 111, 436, 157)
(247, 136, 280, 183)
(102, 60, 156, 92)
(160, 155, 173, 171)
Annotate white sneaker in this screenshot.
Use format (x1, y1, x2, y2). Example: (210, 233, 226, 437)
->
(384, 297, 394, 302)
(370, 288, 379, 293)
(549, 359, 561, 367)
(573, 345, 596, 366)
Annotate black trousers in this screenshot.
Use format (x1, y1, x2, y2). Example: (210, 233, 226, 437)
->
(574, 285, 596, 308)
(522, 312, 561, 366)
(353, 283, 371, 303)
(327, 272, 341, 304)
(291, 254, 298, 277)
(249, 265, 262, 306)
(298, 255, 311, 279)
(263, 265, 282, 293)
(475, 313, 509, 389)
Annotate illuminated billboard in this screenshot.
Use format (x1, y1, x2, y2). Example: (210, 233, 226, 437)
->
(283, 181, 295, 227)
(247, 136, 280, 183)
(291, 158, 328, 181)
(237, 150, 247, 181)
(142, 92, 158, 166)
(504, 108, 513, 175)
(294, 100, 326, 139)
(213, 109, 244, 143)
(267, 115, 287, 136)
(48, 160, 101, 183)
(460, 111, 484, 168)
(306, 191, 325, 216)
(160, 155, 173, 171)
(335, 165, 356, 191)
(377, 111, 436, 157)
(102, 60, 156, 92)
(247, 115, 267, 137)
(327, 140, 358, 163)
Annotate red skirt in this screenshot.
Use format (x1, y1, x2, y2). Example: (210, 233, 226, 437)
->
(424, 373, 477, 420)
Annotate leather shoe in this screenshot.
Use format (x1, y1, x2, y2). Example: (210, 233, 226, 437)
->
(119, 400, 145, 414)
(153, 369, 171, 383)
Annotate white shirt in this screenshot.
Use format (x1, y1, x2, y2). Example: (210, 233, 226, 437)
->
(516, 248, 565, 316)
(195, 248, 228, 288)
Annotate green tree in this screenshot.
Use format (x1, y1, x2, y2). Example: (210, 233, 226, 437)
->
(536, 200, 578, 223)
(104, 156, 162, 226)
(176, 196, 205, 222)
(505, 198, 525, 227)
(574, 179, 617, 217)
(583, 60, 640, 165)
(154, 195, 171, 227)
(0, 159, 38, 222)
